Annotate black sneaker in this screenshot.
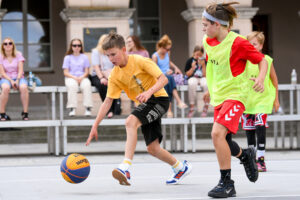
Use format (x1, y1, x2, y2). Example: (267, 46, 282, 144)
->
(208, 179, 236, 198)
(240, 147, 259, 182)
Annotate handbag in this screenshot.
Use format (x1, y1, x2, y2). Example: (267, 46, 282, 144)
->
(172, 73, 185, 85)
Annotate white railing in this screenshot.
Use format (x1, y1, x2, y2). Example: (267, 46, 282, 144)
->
(1, 81, 300, 155)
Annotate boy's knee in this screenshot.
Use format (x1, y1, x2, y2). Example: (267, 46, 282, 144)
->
(211, 130, 225, 143)
(125, 115, 140, 130)
(147, 144, 160, 156)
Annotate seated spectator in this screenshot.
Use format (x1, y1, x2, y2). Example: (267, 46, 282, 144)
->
(126, 35, 150, 58)
(185, 45, 209, 117)
(152, 34, 187, 118)
(89, 34, 121, 118)
(0, 37, 29, 120)
(62, 38, 93, 116)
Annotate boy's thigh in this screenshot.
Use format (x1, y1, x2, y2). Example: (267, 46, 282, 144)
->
(215, 100, 245, 134)
(141, 119, 162, 146)
(131, 97, 169, 145)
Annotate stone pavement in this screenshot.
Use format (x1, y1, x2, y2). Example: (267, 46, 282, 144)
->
(0, 151, 299, 200)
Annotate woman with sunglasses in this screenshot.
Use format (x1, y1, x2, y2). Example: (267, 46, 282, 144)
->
(0, 37, 29, 120)
(152, 34, 187, 118)
(62, 39, 93, 116)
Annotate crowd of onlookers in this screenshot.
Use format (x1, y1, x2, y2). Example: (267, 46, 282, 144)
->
(0, 34, 209, 120)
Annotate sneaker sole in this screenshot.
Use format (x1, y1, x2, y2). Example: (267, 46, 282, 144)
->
(167, 163, 192, 185)
(112, 169, 131, 186)
(249, 147, 259, 182)
(208, 189, 236, 198)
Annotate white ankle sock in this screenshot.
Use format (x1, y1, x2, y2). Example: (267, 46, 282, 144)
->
(172, 160, 183, 172)
(257, 150, 265, 158)
(118, 158, 132, 171)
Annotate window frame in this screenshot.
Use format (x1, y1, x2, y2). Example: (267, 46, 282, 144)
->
(130, 0, 161, 56)
(1, 0, 52, 72)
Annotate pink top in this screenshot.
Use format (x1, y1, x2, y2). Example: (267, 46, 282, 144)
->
(127, 50, 149, 58)
(0, 52, 25, 79)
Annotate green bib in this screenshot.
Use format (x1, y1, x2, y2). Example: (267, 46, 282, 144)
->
(203, 31, 250, 107)
(243, 55, 275, 114)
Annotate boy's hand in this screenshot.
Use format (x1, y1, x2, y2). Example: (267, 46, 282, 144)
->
(136, 91, 151, 103)
(250, 77, 264, 93)
(86, 126, 98, 146)
(273, 99, 280, 113)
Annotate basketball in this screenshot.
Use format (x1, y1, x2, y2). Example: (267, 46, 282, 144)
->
(60, 153, 90, 184)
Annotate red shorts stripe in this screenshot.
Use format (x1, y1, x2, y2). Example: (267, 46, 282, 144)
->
(214, 100, 245, 134)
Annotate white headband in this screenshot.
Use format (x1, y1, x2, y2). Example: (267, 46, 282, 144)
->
(202, 10, 229, 26)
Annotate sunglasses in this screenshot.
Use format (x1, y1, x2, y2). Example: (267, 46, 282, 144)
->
(72, 44, 82, 47)
(3, 42, 13, 46)
(164, 47, 171, 51)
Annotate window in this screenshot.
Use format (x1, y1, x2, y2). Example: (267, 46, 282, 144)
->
(129, 0, 160, 55)
(1, 0, 51, 71)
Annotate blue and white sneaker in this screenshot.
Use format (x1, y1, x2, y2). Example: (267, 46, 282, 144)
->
(112, 168, 131, 186)
(166, 160, 192, 185)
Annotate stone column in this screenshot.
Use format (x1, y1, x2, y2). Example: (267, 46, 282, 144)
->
(181, 7, 205, 56)
(0, 9, 7, 42)
(182, 0, 258, 55)
(59, 1, 135, 116)
(60, 0, 134, 50)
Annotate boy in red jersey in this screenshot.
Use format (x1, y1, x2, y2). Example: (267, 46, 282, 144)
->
(202, 2, 268, 198)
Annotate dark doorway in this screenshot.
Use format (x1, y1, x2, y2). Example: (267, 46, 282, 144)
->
(252, 14, 271, 55)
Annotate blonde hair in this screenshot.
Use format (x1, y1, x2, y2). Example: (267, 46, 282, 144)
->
(1, 37, 17, 58)
(156, 34, 172, 50)
(247, 31, 265, 45)
(205, 2, 239, 28)
(95, 34, 108, 54)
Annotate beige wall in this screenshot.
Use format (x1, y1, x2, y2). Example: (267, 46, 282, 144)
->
(253, 0, 300, 83)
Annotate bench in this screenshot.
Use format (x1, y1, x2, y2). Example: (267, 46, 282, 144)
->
(60, 118, 190, 155)
(0, 86, 60, 155)
(174, 85, 203, 117)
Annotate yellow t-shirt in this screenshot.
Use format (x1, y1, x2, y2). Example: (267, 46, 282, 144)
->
(107, 54, 168, 104)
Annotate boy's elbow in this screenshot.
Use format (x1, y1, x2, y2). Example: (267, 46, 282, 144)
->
(162, 74, 168, 86)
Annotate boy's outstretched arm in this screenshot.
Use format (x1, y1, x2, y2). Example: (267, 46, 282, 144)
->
(250, 58, 268, 93)
(136, 74, 168, 103)
(270, 63, 280, 112)
(86, 97, 113, 145)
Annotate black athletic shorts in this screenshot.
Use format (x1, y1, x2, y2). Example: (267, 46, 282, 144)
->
(131, 96, 169, 146)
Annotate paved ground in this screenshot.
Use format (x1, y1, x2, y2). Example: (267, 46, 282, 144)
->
(0, 151, 299, 200)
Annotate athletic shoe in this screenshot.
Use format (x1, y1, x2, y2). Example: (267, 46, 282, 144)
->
(208, 179, 236, 198)
(112, 168, 131, 186)
(240, 147, 259, 182)
(166, 160, 192, 185)
(69, 108, 75, 117)
(257, 156, 267, 172)
(84, 108, 91, 116)
(187, 109, 195, 118)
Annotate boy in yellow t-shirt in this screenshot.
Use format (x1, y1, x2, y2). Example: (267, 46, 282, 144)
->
(86, 32, 191, 186)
